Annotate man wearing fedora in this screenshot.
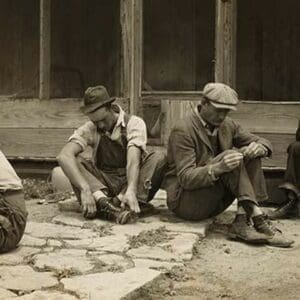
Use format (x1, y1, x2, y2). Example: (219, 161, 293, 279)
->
(57, 85, 166, 224)
(164, 82, 293, 247)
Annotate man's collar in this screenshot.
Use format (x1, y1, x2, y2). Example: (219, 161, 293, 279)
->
(195, 106, 219, 135)
(114, 104, 126, 128)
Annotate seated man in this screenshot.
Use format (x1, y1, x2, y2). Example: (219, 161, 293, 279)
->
(165, 82, 293, 247)
(58, 85, 166, 224)
(0, 150, 27, 253)
(270, 119, 300, 219)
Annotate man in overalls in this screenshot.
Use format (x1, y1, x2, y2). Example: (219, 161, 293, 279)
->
(0, 151, 27, 253)
(58, 85, 166, 224)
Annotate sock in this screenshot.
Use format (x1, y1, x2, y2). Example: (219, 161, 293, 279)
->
(93, 190, 106, 201)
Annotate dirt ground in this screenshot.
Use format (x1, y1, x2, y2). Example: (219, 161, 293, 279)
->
(23, 178, 300, 300)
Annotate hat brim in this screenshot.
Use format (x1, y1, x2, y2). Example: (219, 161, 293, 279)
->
(80, 98, 116, 114)
(209, 101, 237, 111)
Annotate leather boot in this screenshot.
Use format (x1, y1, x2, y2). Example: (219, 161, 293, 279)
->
(228, 214, 270, 244)
(253, 214, 294, 248)
(268, 199, 296, 220)
(96, 197, 138, 225)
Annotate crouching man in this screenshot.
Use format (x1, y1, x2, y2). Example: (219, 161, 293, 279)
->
(165, 83, 293, 247)
(0, 151, 27, 253)
(57, 85, 166, 224)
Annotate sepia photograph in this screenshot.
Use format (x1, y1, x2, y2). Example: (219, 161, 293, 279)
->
(0, 0, 299, 299)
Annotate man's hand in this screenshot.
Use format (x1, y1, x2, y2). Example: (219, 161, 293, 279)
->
(80, 189, 97, 219)
(121, 189, 141, 213)
(240, 142, 267, 159)
(218, 150, 244, 173)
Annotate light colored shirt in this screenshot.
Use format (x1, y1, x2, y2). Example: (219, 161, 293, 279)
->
(0, 151, 23, 191)
(68, 105, 147, 162)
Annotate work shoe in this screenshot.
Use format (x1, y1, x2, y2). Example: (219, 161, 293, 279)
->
(253, 214, 294, 248)
(268, 199, 297, 220)
(228, 214, 269, 244)
(96, 197, 138, 225)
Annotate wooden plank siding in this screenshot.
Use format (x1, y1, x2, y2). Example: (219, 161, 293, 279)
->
(0, 98, 128, 159)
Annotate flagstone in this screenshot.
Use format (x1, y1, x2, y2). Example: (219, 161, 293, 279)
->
(25, 222, 98, 239)
(0, 266, 57, 291)
(0, 247, 40, 266)
(34, 249, 93, 273)
(62, 268, 161, 300)
(16, 291, 77, 300)
(20, 235, 47, 247)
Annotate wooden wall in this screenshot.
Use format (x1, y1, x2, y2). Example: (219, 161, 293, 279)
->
(143, 0, 215, 91)
(237, 0, 300, 101)
(0, 0, 39, 98)
(51, 0, 121, 98)
(0, 98, 128, 159)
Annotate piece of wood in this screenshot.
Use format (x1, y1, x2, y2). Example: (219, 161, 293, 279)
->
(215, 0, 236, 86)
(0, 98, 129, 128)
(0, 128, 73, 158)
(39, 0, 51, 100)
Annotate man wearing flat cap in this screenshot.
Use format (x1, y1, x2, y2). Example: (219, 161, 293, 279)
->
(57, 85, 166, 224)
(165, 82, 293, 247)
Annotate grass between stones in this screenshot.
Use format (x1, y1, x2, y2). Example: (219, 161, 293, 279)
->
(128, 226, 173, 249)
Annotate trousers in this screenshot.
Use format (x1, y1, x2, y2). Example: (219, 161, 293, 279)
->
(279, 141, 300, 198)
(0, 190, 27, 253)
(169, 151, 268, 221)
(73, 151, 167, 203)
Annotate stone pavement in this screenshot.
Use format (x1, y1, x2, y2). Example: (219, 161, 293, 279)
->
(0, 190, 210, 300)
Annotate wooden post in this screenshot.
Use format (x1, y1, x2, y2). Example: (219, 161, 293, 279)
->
(120, 0, 143, 115)
(215, 0, 237, 87)
(39, 0, 51, 100)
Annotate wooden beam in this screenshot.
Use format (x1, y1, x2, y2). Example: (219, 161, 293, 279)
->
(121, 0, 143, 116)
(215, 0, 237, 87)
(0, 98, 129, 128)
(39, 0, 51, 100)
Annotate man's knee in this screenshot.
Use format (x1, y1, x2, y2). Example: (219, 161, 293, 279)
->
(288, 141, 300, 155)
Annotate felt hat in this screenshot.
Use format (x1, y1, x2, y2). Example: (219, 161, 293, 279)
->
(80, 85, 115, 114)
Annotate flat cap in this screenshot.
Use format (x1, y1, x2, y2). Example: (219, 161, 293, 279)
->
(203, 83, 238, 111)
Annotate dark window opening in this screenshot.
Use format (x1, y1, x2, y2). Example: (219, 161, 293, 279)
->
(143, 0, 215, 91)
(51, 0, 121, 98)
(237, 0, 300, 101)
(0, 0, 39, 98)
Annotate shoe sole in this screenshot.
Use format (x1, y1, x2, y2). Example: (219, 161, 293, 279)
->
(228, 232, 268, 244)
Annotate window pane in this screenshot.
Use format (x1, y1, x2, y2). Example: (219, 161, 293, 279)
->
(51, 0, 120, 98)
(143, 0, 215, 91)
(0, 0, 39, 98)
(237, 0, 300, 101)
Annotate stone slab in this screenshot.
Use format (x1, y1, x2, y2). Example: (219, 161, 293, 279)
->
(133, 258, 183, 271)
(0, 266, 57, 291)
(47, 239, 63, 247)
(0, 287, 17, 299)
(94, 253, 132, 269)
(20, 235, 47, 247)
(25, 222, 98, 239)
(62, 268, 161, 300)
(17, 291, 77, 300)
(65, 235, 129, 252)
(141, 216, 210, 236)
(111, 222, 166, 237)
(161, 233, 199, 261)
(127, 245, 178, 262)
(0, 247, 40, 266)
(34, 249, 93, 273)
(52, 213, 85, 228)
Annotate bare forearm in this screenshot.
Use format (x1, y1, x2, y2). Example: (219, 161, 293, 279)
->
(126, 147, 141, 193)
